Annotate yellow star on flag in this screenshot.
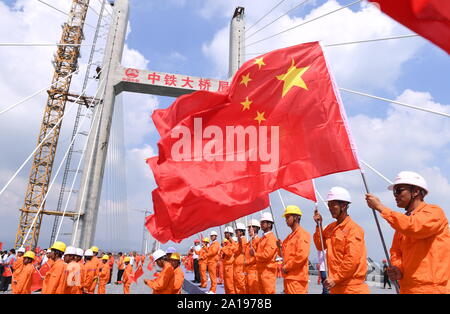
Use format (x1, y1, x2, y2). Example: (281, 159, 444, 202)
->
(276, 59, 310, 97)
(240, 97, 252, 111)
(254, 57, 266, 69)
(254, 111, 266, 125)
(240, 73, 252, 87)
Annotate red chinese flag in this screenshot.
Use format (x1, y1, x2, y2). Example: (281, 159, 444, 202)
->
(147, 261, 154, 271)
(284, 180, 317, 203)
(0, 242, 2, 251)
(132, 265, 144, 283)
(30, 270, 44, 292)
(368, 0, 450, 53)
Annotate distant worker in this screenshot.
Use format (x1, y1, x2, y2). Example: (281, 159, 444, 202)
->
(313, 187, 370, 294)
(122, 256, 133, 294)
(233, 223, 247, 294)
(278, 205, 311, 294)
(206, 231, 220, 294)
(82, 249, 99, 294)
(365, 171, 450, 294)
(64, 246, 81, 294)
(12, 251, 35, 294)
(190, 239, 201, 284)
(11, 247, 25, 293)
(222, 227, 235, 294)
(381, 259, 392, 289)
(245, 219, 261, 294)
(42, 241, 67, 294)
(144, 249, 174, 294)
(251, 212, 278, 294)
(169, 253, 184, 294)
(198, 238, 209, 289)
(116, 252, 125, 284)
(98, 255, 111, 294)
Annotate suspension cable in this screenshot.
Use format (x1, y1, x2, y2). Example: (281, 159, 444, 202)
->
(0, 43, 94, 47)
(246, 0, 287, 33)
(36, 0, 97, 29)
(360, 160, 393, 184)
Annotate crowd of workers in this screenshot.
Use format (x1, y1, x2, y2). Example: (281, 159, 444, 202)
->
(1, 170, 449, 294)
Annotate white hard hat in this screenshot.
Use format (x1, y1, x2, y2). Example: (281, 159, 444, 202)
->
(248, 219, 260, 227)
(76, 248, 84, 257)
(232, 236, 238, 242)
(260, 212, 274, 223)
(153, 249, 166, 261)
(326, 186, 352, 203)
(84, 249, 94, 257)
(166, 247, 176, 254)
(235, 223, 246, 230)
(210, 231, 218, 237)
(46, 249, 52, 253)
(65, 246, 77, 255)
(224, 226, 234, 234)
(388, 171, 428, 195)
(17, 247, 25, 253)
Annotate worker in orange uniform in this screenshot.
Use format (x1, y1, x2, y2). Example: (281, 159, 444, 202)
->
(169, 252, 184, 294)
(90, 246, 100, 269)
(233, 223, 247, 294)
(313, 186, 370, 294)
(41, 241, 67, 294)
(365, 171, 450, 294)
(198, 238, 209, 288)
(222, 227, 235, 294)
(11, 247, 25, 293)
(116, 252, 125, 284)
(107, 252, 114, 284)
(12, 251, 35, 294)
(98, 255, 111, 294)
(75, 248, 85, 289)
(122, 256, 133, 294)
(82, 249, 99, 294)
(251, 212, 278, 294)
(245, 219, 261, 294)
(277, 205, 310, 294)
(217, 242, 224, 285)
(144, 249, 174, 294)
(64, 246, 82, 294)
(206, 231, 220, 294)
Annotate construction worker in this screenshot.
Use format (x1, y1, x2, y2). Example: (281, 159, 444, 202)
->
(90, 246, 100, 269)
(169, 252, 184, 294)
(12, 251, 35, 294)
(191, 239, 202, 283)
(206, 231, 220, 294)
(251, 212, 278, 294)
(82, 249, 99, 294)
(278, 205, 311, 294)
(198, 238, 209, 288)
(222, 226, 235, 294)
(245, 219, 261, 294)
(64, 246, 82, 294)
(11, 247, 25, 293)
(75, 248, 85, 289)
(313, 186, 370, 294)
(165, 247, 176, 260)
(107, 252, 114, 284)
(122, 256, 133, 294)
(144, 249, 174, 294)
(365, 171, 450, 294)
(233, 223, 247, 294)
(42, 241, 67, 294)
(98, 255, 111, 294)
(116, 252, 125, 284)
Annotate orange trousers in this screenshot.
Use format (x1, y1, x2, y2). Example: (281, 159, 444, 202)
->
(245, 268, 260, 294)
(331, 283, 370, 294)
(284, 279, 308, 294)
(217, 262, 224, 284)
(199, 262, 207, 288)
(223, 265, 235, 294)
(123, 283, 131, 294)
(207, 262, 217, 293)
(233, 264, 246, 294)
(98, 284, 106, 294)
(257, 267, 277, 294)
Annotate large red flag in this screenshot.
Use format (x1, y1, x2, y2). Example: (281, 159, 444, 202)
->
(132, 265, 144, 283)
(369, 0, 450, 53)
(284, 180, 317, 203)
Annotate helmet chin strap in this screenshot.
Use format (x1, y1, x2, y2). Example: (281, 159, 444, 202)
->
(405, 185, 416, 215)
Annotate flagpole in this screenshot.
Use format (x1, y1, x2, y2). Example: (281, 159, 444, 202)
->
(312, 180, 329, 277)
(360, 169, 400, 294)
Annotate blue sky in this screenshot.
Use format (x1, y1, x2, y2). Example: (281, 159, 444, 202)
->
(0, 0, 449, 263)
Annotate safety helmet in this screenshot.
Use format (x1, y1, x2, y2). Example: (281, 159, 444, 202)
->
(388, 171, 428, 195)
(124, 256, 131, 263)
(248, 219, 260, 228)
(17, 247, 25, 253)
(76, 248, 84, 257)
(46, 249, 52, 254)
(282, 205, 303, 217)
(194, 239, 200, 243)
(260, 212, 274, 223)
(326, 187, 352, 203)
(202, 237, 210, 243)
(224, 226, 234, 234)
(90, 246, 99, 253)
(65, 246, 77, 255)
(152, 249, 166, 261)
(102, 255, 109, 260)
(170, 252, 181, 261)
(235, 223, 246, 230)
(84, 249, 94, 257)
(166, 247, 176, 254)
(50, 241, 66, 253)
(23, 251, 35, 260)
(210, 231, 218, 237)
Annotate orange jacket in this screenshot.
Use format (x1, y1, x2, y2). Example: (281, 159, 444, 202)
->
(99, 263, 111, 285)
(122, 264, 133, 285)
(381, 203, 450, 294)
(255, 232, 278, 271)
(12, 263, 34, 294)
(198, 247, 208, 265)
(12, 256, 24, 272)
(234, 236, 247, 267)
(92, 256, 100, 271)
(244, 236, 260, 270)
(117, 256, 125, 270)
(221, 240, 235, 266)
(65, 261, 82, 294)
(83, 259, 99, 293)
(313, 216, 368, 287)
(146, 262, 174, 294)
(207, 241, 220, 264)
(108, 256, 114, 268)
(173, 266, 184, 294)
(282, 226, 310, 282)
(41, 259, 67, 294)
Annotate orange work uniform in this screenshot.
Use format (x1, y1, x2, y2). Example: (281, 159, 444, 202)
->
(198, 246, 208, 288)
(11, 256, 24, 294)
(255, 231, 278, 294)
(145, 262, 174, 294)
(41, 259, 67, 294)
(381, 203, 450, 294)
(12, 263, 34, 294)
(207, 240, 220, 293)
(282, 226, 310, 294)
(65, 261, 82, 294)
(122, 264, 133, 294)
(233, 236, 247, 294)
(221, 239, 235, 294)
(98, 263, 111, 294)
(173, 266, 184, 294)
(244, 236, 260, 294)
(83, 259, 99, 294)
(313, 216, 370, 294)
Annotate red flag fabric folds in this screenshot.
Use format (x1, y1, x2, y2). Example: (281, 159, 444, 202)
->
(132, 265, 144, 283)
(284, 180, 317, 203)
(369, 0, 450, 53)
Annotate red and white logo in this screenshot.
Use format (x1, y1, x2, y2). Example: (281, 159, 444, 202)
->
(125, 68, 139, 78)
